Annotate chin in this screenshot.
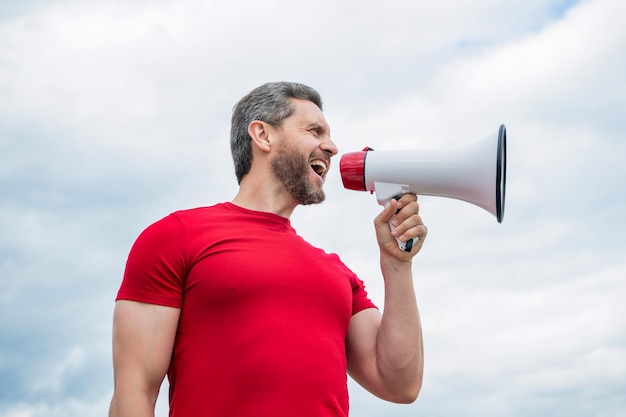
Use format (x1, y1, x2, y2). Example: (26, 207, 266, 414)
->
(297, 188, 326, 206)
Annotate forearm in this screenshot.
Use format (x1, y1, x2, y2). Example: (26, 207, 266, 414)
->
(376, 255, 424, 401)
(350, 193, 426, 402)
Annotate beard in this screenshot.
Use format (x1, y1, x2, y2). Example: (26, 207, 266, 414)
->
(271, 140, 326, 205)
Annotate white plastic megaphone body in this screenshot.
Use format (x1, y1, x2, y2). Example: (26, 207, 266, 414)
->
(340, 124, 507, 252)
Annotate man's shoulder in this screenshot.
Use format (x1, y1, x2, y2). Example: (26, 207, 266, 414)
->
(172, 203, 224, 216)
(167, 202, 232, 225)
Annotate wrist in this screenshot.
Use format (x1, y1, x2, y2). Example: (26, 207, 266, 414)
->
(380, 252, 413, 275)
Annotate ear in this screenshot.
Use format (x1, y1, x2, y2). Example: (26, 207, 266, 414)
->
(248, 120, 272, 153)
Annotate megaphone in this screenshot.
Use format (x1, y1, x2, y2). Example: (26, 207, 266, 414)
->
(340, 124, 507, 251)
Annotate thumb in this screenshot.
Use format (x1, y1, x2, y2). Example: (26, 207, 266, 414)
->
(375, 198, 400, 227)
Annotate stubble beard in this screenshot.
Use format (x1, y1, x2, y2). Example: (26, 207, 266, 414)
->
(271, 140, 326, 206)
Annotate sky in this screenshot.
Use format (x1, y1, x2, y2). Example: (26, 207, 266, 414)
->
(0, 0, 625, 416)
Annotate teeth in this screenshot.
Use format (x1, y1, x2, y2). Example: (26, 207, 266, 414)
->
(311, 160, 327, 170)
(310, 160, 327, 176)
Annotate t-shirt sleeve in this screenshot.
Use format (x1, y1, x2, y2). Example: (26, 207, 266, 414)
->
(116, 214, 188, 308)
(350, 274, 378, 315)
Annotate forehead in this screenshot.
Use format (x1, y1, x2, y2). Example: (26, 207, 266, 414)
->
(286, 98, 330, 130)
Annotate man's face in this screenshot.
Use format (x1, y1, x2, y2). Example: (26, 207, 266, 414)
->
(270, 99, 337, 205)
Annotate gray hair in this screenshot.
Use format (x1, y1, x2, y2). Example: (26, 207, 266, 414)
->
(230, 82, 323, 184)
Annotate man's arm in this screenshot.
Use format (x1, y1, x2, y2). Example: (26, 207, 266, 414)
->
(109, 300, 181, 417)
(346, 194, 426, 403)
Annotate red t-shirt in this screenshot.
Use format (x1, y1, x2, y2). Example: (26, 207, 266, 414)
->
(116, 203, 377, 417)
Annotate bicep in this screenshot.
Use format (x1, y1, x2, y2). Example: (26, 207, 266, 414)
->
(112, 300, 180, 395)
(346, 308, 383, 394)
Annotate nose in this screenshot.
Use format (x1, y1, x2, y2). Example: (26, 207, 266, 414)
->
(321, 136, 338, 157)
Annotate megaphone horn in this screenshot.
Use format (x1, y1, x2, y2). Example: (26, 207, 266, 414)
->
(340, 124, 507, 251)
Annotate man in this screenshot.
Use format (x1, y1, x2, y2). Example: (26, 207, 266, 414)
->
(109, 82, 428, 417)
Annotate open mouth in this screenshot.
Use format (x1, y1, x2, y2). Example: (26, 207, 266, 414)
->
(310, 160, 327, 178)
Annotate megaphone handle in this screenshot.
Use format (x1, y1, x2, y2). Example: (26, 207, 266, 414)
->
(386, 196, 416, 253)
(374, 182, 416, 252)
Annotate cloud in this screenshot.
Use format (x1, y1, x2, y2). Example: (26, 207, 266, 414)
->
(1, 0, 625, 416)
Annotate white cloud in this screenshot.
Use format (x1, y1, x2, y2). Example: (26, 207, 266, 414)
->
(1, 0, 625, 416)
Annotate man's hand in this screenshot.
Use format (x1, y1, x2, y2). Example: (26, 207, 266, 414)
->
(374, 193, 427, 261)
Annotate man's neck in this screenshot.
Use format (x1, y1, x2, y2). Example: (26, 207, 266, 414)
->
(232, 180, 298, 219)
